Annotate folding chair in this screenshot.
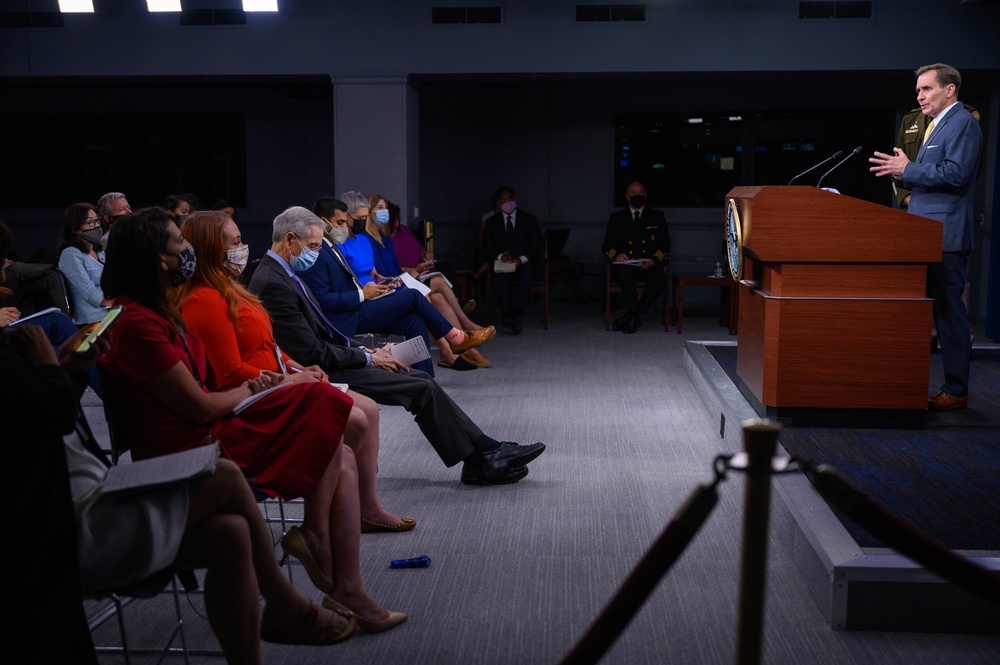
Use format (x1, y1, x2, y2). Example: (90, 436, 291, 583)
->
(85, 569, 191, 665)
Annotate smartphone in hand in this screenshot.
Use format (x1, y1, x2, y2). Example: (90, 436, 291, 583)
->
(75, 305, 123, 354)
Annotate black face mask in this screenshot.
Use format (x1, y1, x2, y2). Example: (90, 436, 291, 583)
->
(629, 194, 646, 209)
(352, 217, 367, 234)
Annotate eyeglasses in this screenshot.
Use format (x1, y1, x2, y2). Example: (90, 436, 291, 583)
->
(81, 218, 101, 229)
(293, 236, 323, 252)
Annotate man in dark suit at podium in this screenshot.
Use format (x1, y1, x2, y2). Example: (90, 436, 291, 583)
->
(602, 181, 671, 334)
(482, 186, 543, 334)
(894, 103, 980, 210)
(870, 63, 982, 411)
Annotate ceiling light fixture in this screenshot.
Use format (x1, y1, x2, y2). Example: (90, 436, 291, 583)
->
(243, 0, 278, 11)
(147, 0, 182, 11)
(58, 0, 95, 12)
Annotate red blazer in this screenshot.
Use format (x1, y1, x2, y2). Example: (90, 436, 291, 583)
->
(180, 285, 292, 390)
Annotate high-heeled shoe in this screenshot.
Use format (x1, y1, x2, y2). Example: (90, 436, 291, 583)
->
(280, 526, 334, 594)
(322, 596, 408, 633)
(261, 602, 356, 645)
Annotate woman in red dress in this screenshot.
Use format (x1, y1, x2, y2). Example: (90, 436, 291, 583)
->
(174, 211, 413, 542)
(100, 208, 404, 632)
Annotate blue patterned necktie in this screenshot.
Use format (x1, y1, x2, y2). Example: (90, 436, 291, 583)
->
(331, 245, 364, 290)
(290, 273, 352, 346)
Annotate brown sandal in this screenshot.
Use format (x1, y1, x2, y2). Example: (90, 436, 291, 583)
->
(261, 602, 356, 645)
(462, 349, 492, 368)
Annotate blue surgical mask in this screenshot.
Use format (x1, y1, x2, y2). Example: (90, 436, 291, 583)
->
(373, 209, 390, 226)
(290, 238, 319, 272)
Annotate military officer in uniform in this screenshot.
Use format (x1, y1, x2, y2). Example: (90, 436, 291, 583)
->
(602, 181, 671, 334)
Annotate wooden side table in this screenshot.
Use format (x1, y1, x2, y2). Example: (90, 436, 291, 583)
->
(671, 273, 738, 334)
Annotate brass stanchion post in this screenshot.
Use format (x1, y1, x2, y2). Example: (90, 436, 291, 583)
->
(735, 419, 781, 665)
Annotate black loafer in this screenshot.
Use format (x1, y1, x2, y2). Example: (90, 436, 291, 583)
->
(481, 441, 545, 477)
(611, 313, 631, 331)
(461, 464, 528, 486)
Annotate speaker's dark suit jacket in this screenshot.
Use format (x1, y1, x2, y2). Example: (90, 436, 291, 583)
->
(248, 251, 480, 466)
(895, 104, 979, 209)
(900, 104, 982, 397)
(901, 106, 981, 253)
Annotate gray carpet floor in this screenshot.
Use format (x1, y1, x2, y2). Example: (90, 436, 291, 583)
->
(82, 303, 1000, 664)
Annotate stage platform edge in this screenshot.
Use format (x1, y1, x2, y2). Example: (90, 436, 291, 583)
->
(684, 340, 1000, 634)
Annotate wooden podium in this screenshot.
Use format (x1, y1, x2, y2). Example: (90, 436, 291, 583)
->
(729, 186, 942, 423)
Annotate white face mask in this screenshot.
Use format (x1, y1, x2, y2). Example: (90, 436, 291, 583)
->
(224, 243, 250, 275)
(328, 226, 350, 245)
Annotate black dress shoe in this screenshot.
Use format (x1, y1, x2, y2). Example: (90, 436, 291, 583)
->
(510, 318, 523, 335)
(622, 315, 637, 334)
(461, 463, 529, 485)
(611, 313, 631, 331)
(481, 441, 545, 477)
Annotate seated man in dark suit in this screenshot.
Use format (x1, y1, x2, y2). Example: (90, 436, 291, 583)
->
(298, 197, 492, 376)
(602, 181, 671, 334)
(248, 206, 545, 485)
(482, 186, 543, 334)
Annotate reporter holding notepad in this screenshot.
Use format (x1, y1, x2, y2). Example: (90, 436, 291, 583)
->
(1, 221, 357, 664)
(175, 210, 413, 536)
(99, 208, 405, 634)
(362, 193, 494, 366)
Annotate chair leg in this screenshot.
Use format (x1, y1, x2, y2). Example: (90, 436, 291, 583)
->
(543, 282, 549, 330)
(112, 595, 132, 665)
(91, 579, 196, 664)
(605, 269, 612, 331)
(166, 577, 192, 665)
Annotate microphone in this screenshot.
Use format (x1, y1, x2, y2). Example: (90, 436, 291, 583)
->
(816, 146, 863, 189)
(787, 150, 843, 185)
